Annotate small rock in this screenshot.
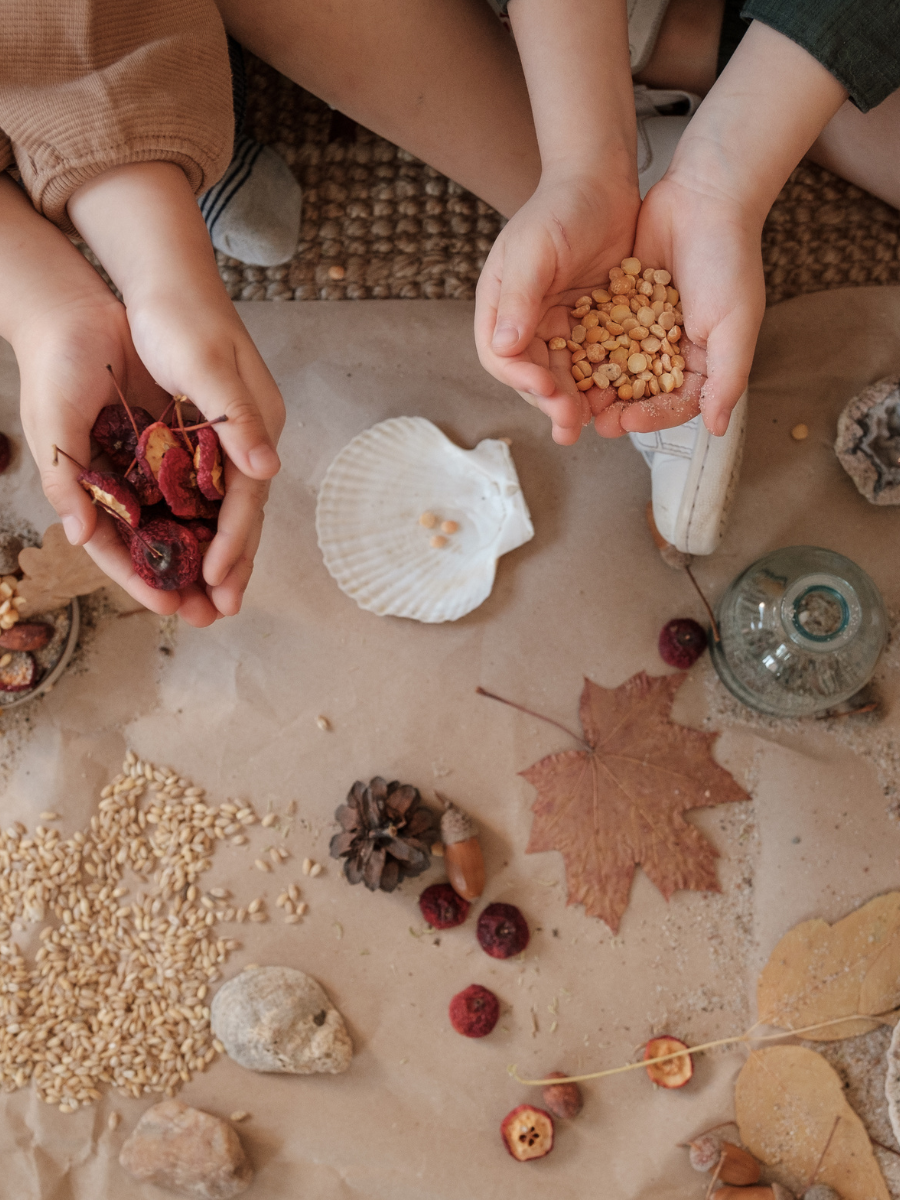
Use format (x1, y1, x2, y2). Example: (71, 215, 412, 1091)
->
(210, 965, 352, 1074)
(835, 375, 900, 504)
(0, 532, 22, 576)
(119, 1099, 252, 1199)
(804, 1187, 841, 1200)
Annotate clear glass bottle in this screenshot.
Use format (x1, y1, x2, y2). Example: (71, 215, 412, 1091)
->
(709, 546, 887, 718)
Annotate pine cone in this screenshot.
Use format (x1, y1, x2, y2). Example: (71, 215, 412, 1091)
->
(330, 777, 438, 892)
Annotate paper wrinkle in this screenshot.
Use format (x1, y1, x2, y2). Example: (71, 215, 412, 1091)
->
(0, 293, 897, 1196)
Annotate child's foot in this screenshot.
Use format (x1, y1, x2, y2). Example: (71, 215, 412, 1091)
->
(199, 135, 302, 267)
(629, 389, 748, 554)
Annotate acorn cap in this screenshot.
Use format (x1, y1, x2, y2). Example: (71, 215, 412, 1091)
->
(440, 802, 477, 845)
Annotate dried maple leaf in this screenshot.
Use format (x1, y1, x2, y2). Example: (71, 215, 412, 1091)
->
(16, 524, 110, 616)
(517, 673, 749, 933)
(757, 892, 900, 1041)
(736, 1046, 890, 1200)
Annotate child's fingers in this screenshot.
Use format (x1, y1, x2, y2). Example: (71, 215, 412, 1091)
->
(697, 303, 762, 436)
(619, 372, 704, 433)
(208, 510, 265, 619)
(201, 464, 269, 592)
(178, 357, 282, 482)
(171, 584, 221, 628)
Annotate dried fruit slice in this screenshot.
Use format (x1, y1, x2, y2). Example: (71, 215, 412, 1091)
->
(449, 984, 499, 1037)
(419, 882, 470, 929)
(130, 519, 201, 591)
(158, 446, 218, 519)
(644, 1035, 693, 1088)
(91, 405, 153, 468)
(136, 423, 182, 480)
(477, 902, 529, 959)
(0, 623, 52, 652)
(193, 427, 226, 500)
(128, 466, 163, 507)
(500, 1105, 555, 1162)
(0, 650, 37, 692)
(0, 432, 11, 474)
(78, 471, 141, 527)
(658, 619, 707, 669)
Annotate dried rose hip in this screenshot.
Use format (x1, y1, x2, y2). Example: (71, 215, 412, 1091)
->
(0, 651, 37, 692)
(193, 427, 226, 500)
(78, 471, 141, 528)
(500, 1105, 554, 1162)
(449, 984, 499, 1037)
(158, 446, 218, 519)
(182, 520, 215, 551)
(136, 422, 182, 480)
(91, 405, 153, 468)
(477, 902, 529, 959)
(0, 432, 11, 474)
(419, 882, 470, 930)
(130, 519, 201, 591)
(644, 1035, 693, 1088)
(0, 623, 51, 652)
(541, 1072, 583, 1120)
(658, 618, 707, 670)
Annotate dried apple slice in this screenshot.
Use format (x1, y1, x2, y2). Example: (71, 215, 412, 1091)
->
(500, 1105, 555, 1162)
(78, 471, 141, 527)
(92, 405, 153, 468)
(130, 519, 201, 591)
(136, 422, 182, 480)
(644, 1036, 693, 1088)
(158, 446, 218, 519)
(0, 650, 37, 692)
(193, 427, 226, 500)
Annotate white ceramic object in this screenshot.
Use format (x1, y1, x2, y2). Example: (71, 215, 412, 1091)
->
(316, 417, 534, 623)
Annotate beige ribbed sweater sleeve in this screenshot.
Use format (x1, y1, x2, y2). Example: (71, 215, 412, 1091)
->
(0, 0, 234, 234)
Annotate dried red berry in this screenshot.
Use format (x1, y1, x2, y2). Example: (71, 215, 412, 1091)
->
(541, 1072, 583, 1119)
(477, 902, 529, 959)
(136, 422, 182, 480)
(658, 618, 707, 669)
(449, 984, 499, 1037)
(126, 465, 162, 507)
(193, 427, 226, 500)
(0, 432, 11, 474)
(0, 623, 52, 652)
(130, 519, 201, 591)
(91, 405, 153, 468)
(181, 520, 216, 552)
(0, 651, 37, 692)
(500, 1105, 554, 1162)
(158, 446, 218, 519)
(419, 882, 470, 929)
(78, 471, 141, 528)
(644, 1035, 693, 1088)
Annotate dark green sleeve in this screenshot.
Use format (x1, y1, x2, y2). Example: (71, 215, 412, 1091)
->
(741, 0, 900, 111)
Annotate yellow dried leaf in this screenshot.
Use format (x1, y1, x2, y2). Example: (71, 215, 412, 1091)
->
(736, 1046, 889, 1200)
(757, 892, 900, 1040)
(16, 524, 109, 617)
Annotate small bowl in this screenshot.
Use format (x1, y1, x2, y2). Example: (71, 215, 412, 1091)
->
(0, 598, 80, 709)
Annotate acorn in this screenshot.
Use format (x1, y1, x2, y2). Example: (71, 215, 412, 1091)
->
(689, 1135, 761, 1184)
(440, 801, 485, 901)
(715, 1188, 794, 1200)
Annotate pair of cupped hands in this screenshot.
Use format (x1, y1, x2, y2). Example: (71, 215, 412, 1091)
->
(22, 164, 763, 628)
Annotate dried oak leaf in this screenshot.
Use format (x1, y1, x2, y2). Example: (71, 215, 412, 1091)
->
(757, 892, 900, 1041)
(521, 673, 748, 933)
(735, 1046, 889, 1200)
(16, 524, 109, 616)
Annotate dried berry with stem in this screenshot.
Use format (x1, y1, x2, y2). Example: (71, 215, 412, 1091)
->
(157, 445, 218, 519)
(129, 519, 201, 591)
(329, 777, 438, 892)
(419, 882, 470, 929)
(78, 471, 142, 528)
(658, 618, 707, 669)
(92, 405, 154, 468)
(477, 903, 529, 959)
(448, 984, 499, 1038)
(500, 1105, 554, 1162)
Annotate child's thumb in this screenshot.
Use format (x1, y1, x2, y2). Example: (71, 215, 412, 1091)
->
(490, 263, 545, 358)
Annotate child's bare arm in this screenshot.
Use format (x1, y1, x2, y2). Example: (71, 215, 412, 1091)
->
(631, 20, 848, 437)
(67, 162, 284, 620)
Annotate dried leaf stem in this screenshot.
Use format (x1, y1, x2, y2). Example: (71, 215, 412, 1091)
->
(475, 686, 590, 751)
(52, 445, 88, 472)
(105, 364, 140, 438)
(684, 563, 720, 643)
(509, 1009, 900, 1087)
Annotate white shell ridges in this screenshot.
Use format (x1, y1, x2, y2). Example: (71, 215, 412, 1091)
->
(316, 417, 534, 623)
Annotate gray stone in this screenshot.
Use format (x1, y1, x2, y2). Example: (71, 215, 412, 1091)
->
(0, 533, 23, 576)
(211, 965, 352, 1074)
(119, 1099, 252, 1199)
(803, 1187, 841, 1200)
(835, 375, 900, 504)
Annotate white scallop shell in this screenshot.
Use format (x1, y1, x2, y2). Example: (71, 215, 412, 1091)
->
(316, 417, 534, 623)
